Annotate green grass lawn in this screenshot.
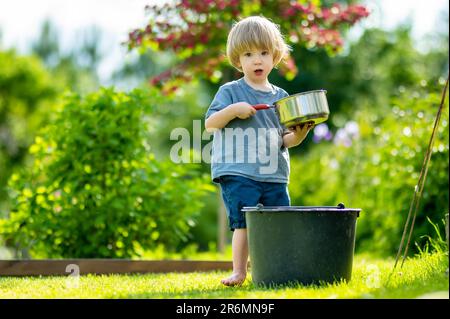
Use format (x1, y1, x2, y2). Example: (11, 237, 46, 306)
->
(0, 252, 448, 299)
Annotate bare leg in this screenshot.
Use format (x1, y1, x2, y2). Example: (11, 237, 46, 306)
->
(221, 228, 248, 286)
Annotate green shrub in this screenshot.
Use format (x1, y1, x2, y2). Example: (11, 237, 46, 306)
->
(289, 88, 449, 256)
(0, 49, 58, 213)
(0, 88, 213, 258)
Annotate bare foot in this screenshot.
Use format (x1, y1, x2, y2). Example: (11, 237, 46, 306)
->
(221, 273, 246, 286)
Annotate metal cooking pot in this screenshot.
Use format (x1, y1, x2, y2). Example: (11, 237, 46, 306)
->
(252, 89, 330, 128)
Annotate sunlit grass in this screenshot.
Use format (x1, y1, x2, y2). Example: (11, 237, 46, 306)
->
(137, 244, 233, 261)
(0, 252, 447, 299)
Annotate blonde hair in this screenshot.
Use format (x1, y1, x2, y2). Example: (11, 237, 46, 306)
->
(226, 16, 291, 71)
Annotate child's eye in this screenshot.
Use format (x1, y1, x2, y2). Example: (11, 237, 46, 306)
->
(262, 51, 269, 55)
(244, 52, 251, 57)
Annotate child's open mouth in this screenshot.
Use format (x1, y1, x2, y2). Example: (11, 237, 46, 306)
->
(254, 69, 263, 76)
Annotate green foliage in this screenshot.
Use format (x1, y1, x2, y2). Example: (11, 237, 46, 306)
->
(326, 27, 445, 115)
(415, 217, 448, 255)
(289, 87, 449, 256)
(140, 80, 223, 251)
(0, 88, 213, 258)
(272, 26, 449, 136)
(0, 49, 58, 213)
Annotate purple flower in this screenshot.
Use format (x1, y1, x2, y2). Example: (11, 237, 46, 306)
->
(313, 123, 333, 143)
(334, 128, 352, 147)
(344, 121, 359, 139)
(333, 121, 360, 147)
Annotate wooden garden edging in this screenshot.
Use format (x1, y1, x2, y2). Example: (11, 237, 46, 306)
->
(0, 259, 233, 276)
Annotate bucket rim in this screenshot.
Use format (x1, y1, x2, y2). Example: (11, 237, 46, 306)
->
(242, 205, 361, 214)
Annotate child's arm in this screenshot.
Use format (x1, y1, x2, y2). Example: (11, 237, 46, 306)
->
(283, 123, 314, 148)
(205, 102, 256, 132)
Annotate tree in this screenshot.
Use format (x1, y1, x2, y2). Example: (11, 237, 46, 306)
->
(78, 25, 103, 72)
(126, 0, 369, 93)
(31, 19, 60, 68)
(110, 50, 175, 91)
(0, 49, 58, 215)
(31, 20, 101, 94)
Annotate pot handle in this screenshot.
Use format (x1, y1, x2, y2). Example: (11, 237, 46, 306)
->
(252, 104, 272, 110)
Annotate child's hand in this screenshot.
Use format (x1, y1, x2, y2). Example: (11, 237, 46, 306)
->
(283, 122, 315, 148)
(289, 122, 314, 137)
(231, 102, 257, 119)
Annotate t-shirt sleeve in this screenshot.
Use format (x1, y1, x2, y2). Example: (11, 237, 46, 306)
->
(205, 86, 233, 120)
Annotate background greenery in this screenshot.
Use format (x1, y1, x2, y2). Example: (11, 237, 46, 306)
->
(0, 88, 212, 258)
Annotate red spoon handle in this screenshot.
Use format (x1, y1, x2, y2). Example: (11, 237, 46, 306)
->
(252, 104, 272, 110)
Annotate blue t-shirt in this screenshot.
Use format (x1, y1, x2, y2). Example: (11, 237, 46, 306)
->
(205, 78, 291, 184)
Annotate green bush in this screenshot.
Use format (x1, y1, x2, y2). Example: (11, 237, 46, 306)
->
(289, 87, 449, 256)
(0, 49, 58, 213)
(0, 88, 213, 258)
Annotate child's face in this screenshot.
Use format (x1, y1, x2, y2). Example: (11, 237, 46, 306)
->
(238, 48, 274, 83)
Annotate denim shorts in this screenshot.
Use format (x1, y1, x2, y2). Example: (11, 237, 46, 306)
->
(218, 175, 290, 231)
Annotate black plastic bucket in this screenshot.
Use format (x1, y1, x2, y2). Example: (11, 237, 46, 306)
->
(242, 204, 361, 286)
